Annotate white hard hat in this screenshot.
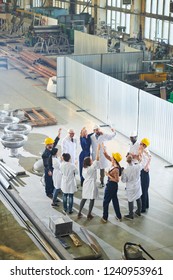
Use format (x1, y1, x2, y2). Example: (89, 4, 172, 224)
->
(130, 131, 137, 137)
(68, 128, 75, 133)
(93, 124, 100, 130)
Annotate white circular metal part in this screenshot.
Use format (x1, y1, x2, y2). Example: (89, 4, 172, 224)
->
(4, 123, 32, 135)
(0, 116, 19, 129)
(0, 133, 28, 149)
(0, 110, 9, 118)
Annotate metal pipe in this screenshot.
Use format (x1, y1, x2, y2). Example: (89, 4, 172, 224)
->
(0, 184, 73, 260)
(0, 173, 10, 189)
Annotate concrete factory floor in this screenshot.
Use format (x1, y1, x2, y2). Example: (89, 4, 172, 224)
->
(1, 67, 173, 260)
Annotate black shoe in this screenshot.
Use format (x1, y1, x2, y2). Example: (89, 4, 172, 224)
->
(135, 210, 141, 216)
(116, 216, 122, 222)
(124, 214, 134, 220)
(47, 194, 53, 199)
(69, 210, 73, 214)
(141, 209, 146, 213)
(51, 203, 58, 207)
(101, 217, 107, 223)
(87, 214, 94, 220)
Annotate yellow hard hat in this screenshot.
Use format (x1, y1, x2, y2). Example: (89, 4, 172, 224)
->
(44, 137, 54, 145)
(141, 138, 150, 147)
(112, 153, 122, 162)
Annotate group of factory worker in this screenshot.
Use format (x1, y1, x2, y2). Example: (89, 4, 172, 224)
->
(42, 125, 151, 221)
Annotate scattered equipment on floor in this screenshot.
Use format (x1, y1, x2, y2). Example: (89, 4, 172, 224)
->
(69, 233, 82, 247)
(49, 216, 73, 237)
(122, 242, 154, 260)
(13, 107, 57, 127)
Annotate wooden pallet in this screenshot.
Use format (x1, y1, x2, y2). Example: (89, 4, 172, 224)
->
(21, 107, 57, 127)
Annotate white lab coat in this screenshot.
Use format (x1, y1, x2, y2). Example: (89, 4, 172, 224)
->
(61, 136, 77, 164)
(90, 132, 116, 169)
(52, 157, 62, 189)
(129, 141, 140, 164)
(82, 160, 99, 199)
(121, 163, 143, 202)
(141, 148, 151, 171)
(60, 162, 78, 194)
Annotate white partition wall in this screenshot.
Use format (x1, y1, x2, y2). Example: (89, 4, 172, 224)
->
(74, 31, 108, 54)
(57, 56, 65, 98)
(65, 57, 109, 123)
(138, 90, 173, 163)
(57, 56, 173, 164)
(108, 77, 139, 136)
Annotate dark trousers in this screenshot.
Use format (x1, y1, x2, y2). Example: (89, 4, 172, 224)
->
(63, 193, 74, 212)
(103, 181, 122, 220)
(140, 169, 150, 211)
(79, 151, 90, 185)
(100, 169, 105, 184)
(128, 198, 142, 217)
(79, 199, 95, 215)
(44, 170, 54, 196)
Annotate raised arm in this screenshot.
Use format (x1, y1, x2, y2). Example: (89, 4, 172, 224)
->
(54, 128, 62, 147)
(102, 127, 116, 141)
(96, 144, 100, 161)
(101, 143, 112, 162)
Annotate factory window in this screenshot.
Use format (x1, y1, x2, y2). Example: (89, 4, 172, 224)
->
(17, 0, 21, 6)
(76, 2, 91, 14)
(33, 0, 42, 7)
(146, 0, 151, 13)
(151, 0, 157, 14)
(144, 0, 172, 45)
(107, 10, 111, 26)
(158, 0, 163, 15)
(125, 13, 130, 34)
(53, 0, 67, 9)
(169, 23, 173, 45)
(112, 0, 116, 7)
(150, 18, 156, 40)
(116, 0, 120, 7)
(106, 1, 130, 34)
(121, 12, 125, 27)
(163, 21, 169, 41)
(164, 0, 170, 16)
(112, 11, 116, 29)
(156, 19, 163, 39)
(144, 17, 150, 39)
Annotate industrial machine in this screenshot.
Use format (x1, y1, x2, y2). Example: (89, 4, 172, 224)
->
(24, 12, 92, 54)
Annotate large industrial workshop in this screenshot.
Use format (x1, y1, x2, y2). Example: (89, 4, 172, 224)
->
(0, 0, 173, 261)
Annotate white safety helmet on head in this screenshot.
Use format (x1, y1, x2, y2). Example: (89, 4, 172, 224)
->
(68, 128, 75, 134)
(130, 131, 137, 137)
(93, 124, 100, 130)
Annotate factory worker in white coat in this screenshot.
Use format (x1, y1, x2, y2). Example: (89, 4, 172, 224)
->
(127, 131, 140, 164)
(77, 144, 100, 220)
(61, 129, 77, 165)
(121, 154, 149, 220)
(90, 125, 116, 187)
(60, 153, 78, 214)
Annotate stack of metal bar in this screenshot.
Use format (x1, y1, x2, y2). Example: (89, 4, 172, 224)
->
(0, 160, 26, 189)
